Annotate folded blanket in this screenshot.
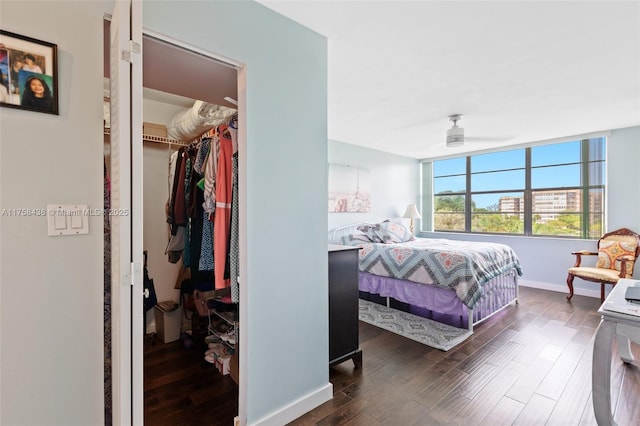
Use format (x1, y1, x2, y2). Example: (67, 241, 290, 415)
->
(167, 100, 236, 141)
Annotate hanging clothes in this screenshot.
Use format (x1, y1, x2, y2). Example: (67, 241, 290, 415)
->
(167, 147, 184, 234)
(173, 149, 188, 227)
(193, 137, 211, 175)
(229, 151, 240, 303)
(227, 114, 240, 302)
(214, 124, 233, 290)
(168, 149, 180, 200)
(166, 147, 186, 263)
(188, 165, 214, 288)
(164, 113, 239, 296)
(182, 155, 193, 267)
(199, 211, 214, 271)
(203, 134, 220, 217)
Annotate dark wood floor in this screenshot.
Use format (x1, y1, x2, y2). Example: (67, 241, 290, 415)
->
(144, 334, 238, 425)
(144, 286, 640, 425)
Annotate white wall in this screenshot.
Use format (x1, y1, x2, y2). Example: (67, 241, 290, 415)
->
(0, 1, 110, 424)
(1, 1, 329, 425)
(328, 139, 420, 230)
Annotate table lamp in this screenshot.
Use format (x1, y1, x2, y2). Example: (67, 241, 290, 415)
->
(402, 203, 421, 235)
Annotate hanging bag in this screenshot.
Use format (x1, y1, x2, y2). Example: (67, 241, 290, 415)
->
(143, 251, 158, 312)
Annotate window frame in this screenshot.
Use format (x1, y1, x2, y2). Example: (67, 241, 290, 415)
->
(430, 138, 606, 239)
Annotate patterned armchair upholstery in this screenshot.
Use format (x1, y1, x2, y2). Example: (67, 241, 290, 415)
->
(566, 228, 640, 302)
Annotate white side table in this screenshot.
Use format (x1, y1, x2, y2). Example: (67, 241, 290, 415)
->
(593, 278, 640, 426)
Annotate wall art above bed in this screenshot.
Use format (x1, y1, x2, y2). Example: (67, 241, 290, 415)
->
(328, 163, 371, 213)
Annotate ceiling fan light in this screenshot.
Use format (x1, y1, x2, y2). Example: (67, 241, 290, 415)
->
(446, 127, 464, 147)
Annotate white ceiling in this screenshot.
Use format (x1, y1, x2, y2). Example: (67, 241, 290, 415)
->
(258, 1, 640, 159)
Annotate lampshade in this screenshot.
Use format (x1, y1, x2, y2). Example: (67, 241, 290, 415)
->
(402, 204, 421, 219)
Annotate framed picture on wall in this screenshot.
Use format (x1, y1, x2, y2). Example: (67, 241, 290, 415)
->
(0, 30, 58, 115)
(328, 163, 372, 213)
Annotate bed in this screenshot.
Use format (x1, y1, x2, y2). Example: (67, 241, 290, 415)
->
(329, 221, 523, 332)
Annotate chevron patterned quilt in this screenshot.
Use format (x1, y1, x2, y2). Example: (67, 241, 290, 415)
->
(356, 238, 523, 308)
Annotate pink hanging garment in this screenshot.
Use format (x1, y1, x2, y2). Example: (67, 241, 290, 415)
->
(213, 125, 233, 290)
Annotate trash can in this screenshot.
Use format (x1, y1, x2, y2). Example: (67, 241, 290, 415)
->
(154, 301, 182, 343)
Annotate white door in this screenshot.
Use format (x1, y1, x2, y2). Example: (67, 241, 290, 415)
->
(109, 0, 144, 424)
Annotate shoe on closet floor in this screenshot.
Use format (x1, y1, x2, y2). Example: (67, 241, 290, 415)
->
(205, 343, 225, 356)
(220, 330, 236, 345)
(215, 323, 232, 334)
(204, 335, 219, 344)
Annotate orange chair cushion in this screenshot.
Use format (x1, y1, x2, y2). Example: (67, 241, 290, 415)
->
(596, 240, 637, 277)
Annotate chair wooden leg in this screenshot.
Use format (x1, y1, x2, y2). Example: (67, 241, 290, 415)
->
(566, 274, 575, 301)
(600, 281, 617, 302)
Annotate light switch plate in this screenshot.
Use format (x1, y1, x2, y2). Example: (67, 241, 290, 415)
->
(47, 204, 90, 236)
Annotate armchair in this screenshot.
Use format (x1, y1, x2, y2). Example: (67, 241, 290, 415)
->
(567, 228, 640, 302)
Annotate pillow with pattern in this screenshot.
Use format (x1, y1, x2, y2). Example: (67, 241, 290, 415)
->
(357, 223, 384, 243)
(340, 233, 373, 246)
(597, 239, 637, 276)
(373, 220, 415, 244)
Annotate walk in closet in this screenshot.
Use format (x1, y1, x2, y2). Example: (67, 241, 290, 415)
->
(103, 23, 241, 424)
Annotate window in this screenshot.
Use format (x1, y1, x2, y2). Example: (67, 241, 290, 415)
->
(431, 138, 605, 238)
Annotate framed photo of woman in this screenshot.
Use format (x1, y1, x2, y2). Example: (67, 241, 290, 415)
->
(0, 29, 58, 115)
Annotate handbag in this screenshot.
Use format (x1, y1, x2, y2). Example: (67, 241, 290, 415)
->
(143, 251, 158, 312)
(193, 288, 217, 317)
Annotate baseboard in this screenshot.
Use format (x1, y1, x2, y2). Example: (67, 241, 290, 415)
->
(250, 382, 333, 426)
(519, 278, 602, 299)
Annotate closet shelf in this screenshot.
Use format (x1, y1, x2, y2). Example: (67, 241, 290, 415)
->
(103, 127, 189, 146)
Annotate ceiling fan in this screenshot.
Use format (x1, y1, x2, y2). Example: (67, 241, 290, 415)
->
(446, 114, 465, 147)
(445, 114, 513, 147)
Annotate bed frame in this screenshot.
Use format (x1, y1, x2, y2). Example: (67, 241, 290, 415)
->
(358, 268, 519, 332)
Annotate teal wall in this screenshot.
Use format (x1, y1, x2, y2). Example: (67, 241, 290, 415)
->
(144, 1, 329, 423)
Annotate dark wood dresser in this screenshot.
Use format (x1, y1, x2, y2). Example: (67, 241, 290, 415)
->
(328, 244, 362, 368)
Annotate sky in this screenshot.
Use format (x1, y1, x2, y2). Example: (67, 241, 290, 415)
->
(433, 139, 605, 209)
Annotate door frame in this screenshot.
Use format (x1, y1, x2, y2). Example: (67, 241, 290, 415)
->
(108, 3, 248, 424)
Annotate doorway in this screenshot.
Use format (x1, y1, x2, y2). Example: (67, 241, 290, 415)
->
(103, 17, 243, 425)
